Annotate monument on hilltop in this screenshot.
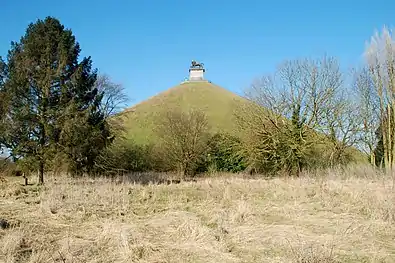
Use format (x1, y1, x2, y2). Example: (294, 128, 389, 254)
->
(188, 60, 207, 82)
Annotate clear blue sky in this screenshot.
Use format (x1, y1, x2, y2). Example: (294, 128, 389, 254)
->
(1, 0, 394, 107)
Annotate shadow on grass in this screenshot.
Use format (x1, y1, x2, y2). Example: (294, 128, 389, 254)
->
(86, 172, 199, 186)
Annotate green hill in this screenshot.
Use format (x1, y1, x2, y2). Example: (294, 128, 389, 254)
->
(118, 81, 247, 144)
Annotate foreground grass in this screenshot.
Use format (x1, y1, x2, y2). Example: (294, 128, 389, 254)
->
(1, 166, 395, 262)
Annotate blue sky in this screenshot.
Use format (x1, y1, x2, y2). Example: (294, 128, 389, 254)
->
(1, 0, 394, 107)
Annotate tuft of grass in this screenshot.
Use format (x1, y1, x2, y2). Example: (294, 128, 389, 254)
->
(287, 239, 338, 263)
(1, 165, 395, 262)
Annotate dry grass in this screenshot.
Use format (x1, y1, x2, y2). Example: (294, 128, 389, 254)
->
(1, 165, 395, 263)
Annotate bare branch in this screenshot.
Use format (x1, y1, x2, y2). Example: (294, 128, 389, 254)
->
(94, 74, 129, 118)
(155, 108, 210, 177)
(364, 25, 395, 169)
(237, 55, 357, 173)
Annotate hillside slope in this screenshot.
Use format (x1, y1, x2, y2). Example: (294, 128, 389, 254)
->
(119, 81, 247, 144)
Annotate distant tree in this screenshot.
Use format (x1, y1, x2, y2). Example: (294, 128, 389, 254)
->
(364, 26, 395, 172)
(0, 16, 113, 183)
(94, 74, 129, 118)
(322, 88, 361, 166)
(352, 67, 380, 165)
(91, 74, 129, 143)
(155, 108, 210, 178)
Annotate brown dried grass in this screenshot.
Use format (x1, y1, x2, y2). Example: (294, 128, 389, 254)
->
(1, 165, 395, 262)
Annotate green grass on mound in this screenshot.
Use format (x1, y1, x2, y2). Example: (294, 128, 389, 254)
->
(118, 81, 247, 144)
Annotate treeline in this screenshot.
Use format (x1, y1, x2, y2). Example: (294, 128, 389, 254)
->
(1, 17, 394, 182)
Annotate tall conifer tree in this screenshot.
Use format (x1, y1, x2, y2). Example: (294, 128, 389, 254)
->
(0, 17, 112, 183)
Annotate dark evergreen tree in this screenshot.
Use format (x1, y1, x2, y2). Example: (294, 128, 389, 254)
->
(0, 58, 8, 154)
(1, 16, 113, 183)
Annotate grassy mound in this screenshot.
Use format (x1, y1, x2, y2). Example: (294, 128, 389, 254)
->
(113, 80, 367, 167)
(118, 81, 247, 144)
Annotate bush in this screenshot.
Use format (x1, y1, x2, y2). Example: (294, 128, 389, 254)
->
(154, 108, 210, 177)
(0, 157, 17, 176)
(196, 133, 247, 174)
(93, 141, 155, 176)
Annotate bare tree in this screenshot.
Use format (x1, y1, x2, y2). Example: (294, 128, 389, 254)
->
(93, 74, 130, 141)
(245, 56, 343, 130)
(322, 88, 362, 166)
(236, 55, 352, 175)
(352, 67, 380, 165)
(155, 108, 210, 178)
(364, 26, 395, 171)
(95, 74, 129, 118)
(234, 100, 316, 176)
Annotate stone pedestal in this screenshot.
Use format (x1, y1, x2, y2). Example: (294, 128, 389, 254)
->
(189, 67, 206, 81)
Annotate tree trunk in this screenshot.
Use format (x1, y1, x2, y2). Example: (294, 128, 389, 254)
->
(370, 151, 375, 166)
(38, 160, 44, 184)
(387, 104, 392, 173)
(38, 121, 46, 184)
(392, 105, 395, 168)
(382, 104, 389, 172)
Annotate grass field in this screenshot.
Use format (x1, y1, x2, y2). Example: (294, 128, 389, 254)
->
(1, 166, 394, 263)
